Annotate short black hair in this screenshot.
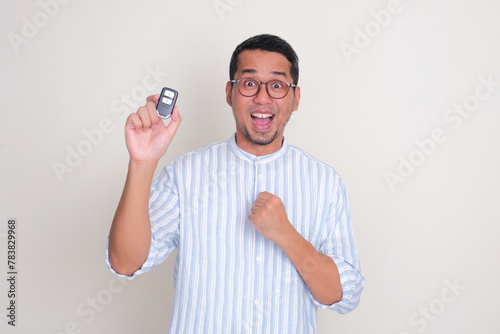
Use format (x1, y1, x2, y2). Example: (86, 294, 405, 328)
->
(229, 34, 299, 85)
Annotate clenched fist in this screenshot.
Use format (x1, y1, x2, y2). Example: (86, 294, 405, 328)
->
(249, 191, 294, 244)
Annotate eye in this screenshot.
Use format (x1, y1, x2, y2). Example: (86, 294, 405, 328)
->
(242, 79, 258, 88)
(270, 81, 284, 90)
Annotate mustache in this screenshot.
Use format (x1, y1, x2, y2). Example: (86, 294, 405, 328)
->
(247, 107, 277, 115)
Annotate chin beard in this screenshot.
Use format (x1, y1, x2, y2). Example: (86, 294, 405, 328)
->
(242, 128, 279, 146)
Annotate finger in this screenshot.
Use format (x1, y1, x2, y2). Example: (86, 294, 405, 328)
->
(145, 100, 162, 126)
(146, 94, 160, 104)
(165, 106, 182, 135)
(126, 113, 142, 131)
(253, 198, 266, 207)
(248, 211, 260, 223)
(170, 106, 181, 122)
(137, 106, 152, 129)
(258, 191, 273, 199)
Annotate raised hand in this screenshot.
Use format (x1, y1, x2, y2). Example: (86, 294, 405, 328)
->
(125, 94, 182, 163)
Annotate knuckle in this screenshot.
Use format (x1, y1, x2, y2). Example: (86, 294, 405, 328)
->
(137, 106, 148, 117)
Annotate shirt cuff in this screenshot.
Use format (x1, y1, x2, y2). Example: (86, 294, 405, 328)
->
(308, 256, 365, 313)
(104, 236, 160, 279)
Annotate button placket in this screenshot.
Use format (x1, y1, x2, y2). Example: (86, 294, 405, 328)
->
(255, 157, 264, 186)
(252, 156, 265, 317)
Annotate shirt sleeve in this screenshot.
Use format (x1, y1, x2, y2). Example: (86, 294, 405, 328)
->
(105, 164, 181, 279)
(309, 177, 365, 313)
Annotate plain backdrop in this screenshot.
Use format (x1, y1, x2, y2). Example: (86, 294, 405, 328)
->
(1, 0, 499, 333)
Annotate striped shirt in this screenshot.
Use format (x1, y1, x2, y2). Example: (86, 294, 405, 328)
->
(106, 135, 364, 333)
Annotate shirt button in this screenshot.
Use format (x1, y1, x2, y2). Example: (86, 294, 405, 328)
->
(256, 256, 261, 262)
(254, 299, 259, 305)
(256, 158, 261, 163)
(258, 174, 263, 180)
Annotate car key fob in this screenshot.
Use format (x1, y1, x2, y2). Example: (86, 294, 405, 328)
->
(156, 87, 178, 119)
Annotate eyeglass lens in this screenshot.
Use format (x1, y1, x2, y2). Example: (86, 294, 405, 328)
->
(238, 78, 289, 98)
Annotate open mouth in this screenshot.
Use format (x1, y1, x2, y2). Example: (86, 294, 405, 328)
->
(251, 112, 275, 130)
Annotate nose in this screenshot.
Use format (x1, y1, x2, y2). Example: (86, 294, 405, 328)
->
(252, 84, 273, 104)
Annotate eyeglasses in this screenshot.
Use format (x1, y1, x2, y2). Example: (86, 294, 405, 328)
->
(230, 77, 297, 99)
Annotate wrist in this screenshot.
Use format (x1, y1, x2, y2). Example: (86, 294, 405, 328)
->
(129, 158, 158, 169)
(128, 159, 158, 179)
(275, 222, 303, 250)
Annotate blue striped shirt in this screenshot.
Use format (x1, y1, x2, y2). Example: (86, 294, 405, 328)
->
(106, 135, 364, 333)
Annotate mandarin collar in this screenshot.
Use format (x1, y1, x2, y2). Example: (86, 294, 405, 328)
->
(227, 133, 289, 163)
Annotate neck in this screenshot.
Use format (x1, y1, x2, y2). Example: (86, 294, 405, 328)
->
(235, 133, 284, 156)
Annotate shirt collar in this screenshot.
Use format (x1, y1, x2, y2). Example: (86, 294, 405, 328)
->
(227, 133, 289, 163)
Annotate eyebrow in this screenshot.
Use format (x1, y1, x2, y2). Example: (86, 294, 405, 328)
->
(240, 69, 288, 77)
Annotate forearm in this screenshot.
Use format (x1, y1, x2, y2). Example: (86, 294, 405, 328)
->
(249, 192, 343, 305)
(278, 229, 342, 305)
(108, 160, 157, 276)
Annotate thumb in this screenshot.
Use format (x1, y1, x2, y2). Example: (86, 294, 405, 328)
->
(164, 106, 182, 137)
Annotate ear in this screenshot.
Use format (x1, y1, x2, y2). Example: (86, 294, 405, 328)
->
(225, 81, 233, 106)
(292, 86, 301, 111)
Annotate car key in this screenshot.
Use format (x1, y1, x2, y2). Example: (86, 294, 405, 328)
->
(156, 87, 178, 119)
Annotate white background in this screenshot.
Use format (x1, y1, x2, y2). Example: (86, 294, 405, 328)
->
(1, 0, 499, 333)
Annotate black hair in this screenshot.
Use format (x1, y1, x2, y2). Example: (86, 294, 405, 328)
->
(229, 34, 299, 85)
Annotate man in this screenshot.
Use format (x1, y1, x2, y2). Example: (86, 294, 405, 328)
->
(106, 34, 364, 333)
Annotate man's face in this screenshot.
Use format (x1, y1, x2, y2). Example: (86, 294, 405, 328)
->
(225, 49, 301, 156)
